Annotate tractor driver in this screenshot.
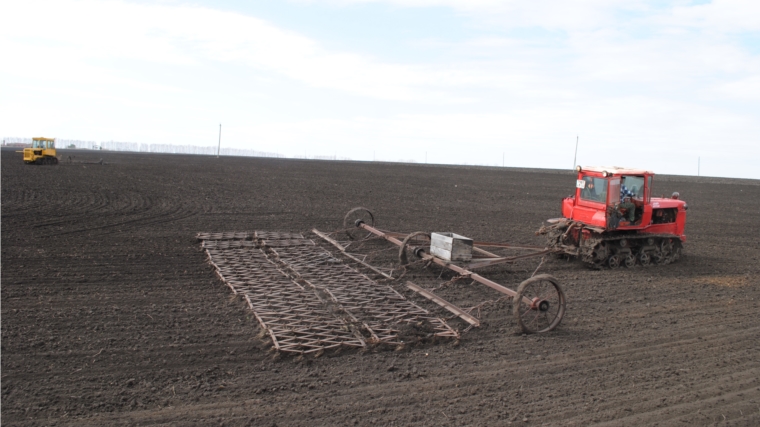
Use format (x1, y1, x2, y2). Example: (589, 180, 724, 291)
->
(581, 177, 598, 201)
(617, 195, 636, 224)
(620, 177, 636, 203)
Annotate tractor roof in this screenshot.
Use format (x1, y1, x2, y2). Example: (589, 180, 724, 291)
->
(580, 166, 653, 176)
(32, 137, 55, 141)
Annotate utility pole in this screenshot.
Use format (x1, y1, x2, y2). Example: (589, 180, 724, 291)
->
(217, 124, 222, 158)
(573, 135, 579, 170)
(502, 152, 505, 167)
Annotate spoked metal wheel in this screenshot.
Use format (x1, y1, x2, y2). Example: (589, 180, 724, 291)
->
(663, 239, 682, 264)
(512, 274, 566, 334)
(623, 253, 636, 268)
(343, 207, 375, 241)
(398, 231, 431, 265)
(638, 250, 651, 266)
(652, 246, 665, 264)
(513, 274, 566, 334)
(607, 254, 621, 268)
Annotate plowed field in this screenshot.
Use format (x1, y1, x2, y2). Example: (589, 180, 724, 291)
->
(2, 148, 759, 426)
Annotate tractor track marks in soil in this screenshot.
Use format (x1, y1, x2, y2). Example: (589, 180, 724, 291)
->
(2, 148, 760, 426)
(38, 201, 201, 238)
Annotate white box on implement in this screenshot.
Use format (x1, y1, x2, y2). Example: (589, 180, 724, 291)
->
(430, 232, 473, 262)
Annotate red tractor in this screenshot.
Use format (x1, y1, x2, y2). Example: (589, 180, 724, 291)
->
(539, 166, 687, 268)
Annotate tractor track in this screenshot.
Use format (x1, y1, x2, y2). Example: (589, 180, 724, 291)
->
(2, 148, 759, 426)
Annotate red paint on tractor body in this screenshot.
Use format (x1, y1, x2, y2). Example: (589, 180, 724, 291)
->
(562, 166, 687, 241)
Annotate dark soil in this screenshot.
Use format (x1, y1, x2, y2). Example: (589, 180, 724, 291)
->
(2, 147, 760, 426)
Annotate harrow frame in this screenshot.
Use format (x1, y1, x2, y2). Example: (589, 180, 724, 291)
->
(322, 207, 568, 334)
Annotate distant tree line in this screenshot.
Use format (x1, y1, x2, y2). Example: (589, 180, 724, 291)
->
(2, 137, 284, 158)
(295, 154, 354, 161)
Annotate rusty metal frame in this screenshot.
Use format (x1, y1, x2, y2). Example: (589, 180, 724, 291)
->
(313, 228, 482, 328)
(204, 241, 366, 354)
(465, 248, 553, 269)
(316, 219, 567, 334)
(199, 230, 459, 355)
(376, 229, 550, 270)
(355, 223, 531, 304)
(405, 282, 480, 327)
(270, 242, 459, 344)
(335, 218, 567, 334)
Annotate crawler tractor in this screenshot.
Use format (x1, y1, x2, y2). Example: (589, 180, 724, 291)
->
(539, 166, 687, 268)
(23, 137, 58, 165)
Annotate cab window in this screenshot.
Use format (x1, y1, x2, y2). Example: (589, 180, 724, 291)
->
(33, 140, 53, 149)
(621, 175, 645, 201)
(578, 176, 607, 203)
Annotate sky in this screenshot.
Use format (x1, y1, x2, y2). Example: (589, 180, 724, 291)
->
(1, 0, 759, 179)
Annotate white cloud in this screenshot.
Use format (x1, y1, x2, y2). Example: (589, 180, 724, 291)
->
(715, 75, 760, 100)
(323, 0, 760, 33)
(2, 0, 453, 101)
(317, 0, 646, 30)
(667, 0, 760, 33)
(1, 0, 758, 178)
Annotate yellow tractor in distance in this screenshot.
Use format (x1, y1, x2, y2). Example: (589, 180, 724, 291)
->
(24, 137, 58, 165)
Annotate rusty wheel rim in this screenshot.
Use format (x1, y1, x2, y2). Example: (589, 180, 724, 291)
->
(513, 274, 566, 334)
(343, 207, 375, 241)
(398, 231, 431, 265)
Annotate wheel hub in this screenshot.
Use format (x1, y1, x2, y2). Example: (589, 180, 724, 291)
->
(532, 298, 550, 312)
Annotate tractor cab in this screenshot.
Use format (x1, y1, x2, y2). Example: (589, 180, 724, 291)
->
(561, 166, 687, 236)
(24, 137, 58, 165)
(32, 138, 55, 149)
(540, 165, 687, 268)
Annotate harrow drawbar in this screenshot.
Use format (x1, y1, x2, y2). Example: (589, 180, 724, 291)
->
(335, 207, 568, 334)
